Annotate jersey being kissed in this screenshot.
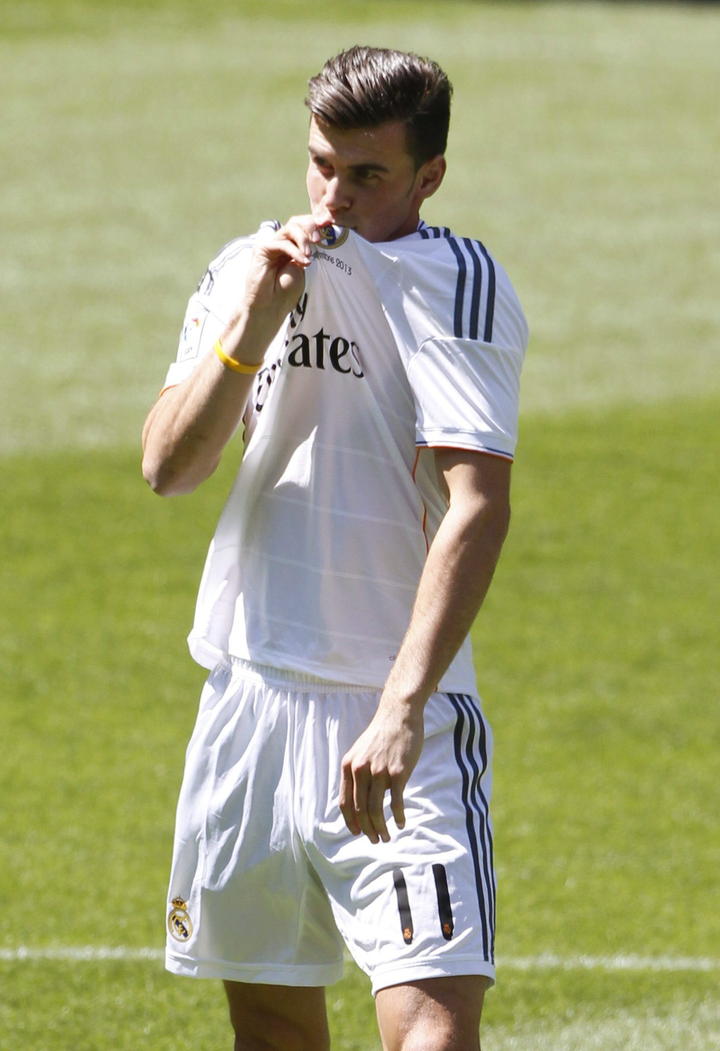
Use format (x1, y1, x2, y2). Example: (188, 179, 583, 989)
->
(164, 222, 528, 690)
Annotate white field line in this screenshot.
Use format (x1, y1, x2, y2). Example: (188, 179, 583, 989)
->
(0, 946, 164, 962)
(1, 947, 719, 972)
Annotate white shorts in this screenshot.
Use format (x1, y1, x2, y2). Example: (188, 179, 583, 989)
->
(165, 659, 496, 995)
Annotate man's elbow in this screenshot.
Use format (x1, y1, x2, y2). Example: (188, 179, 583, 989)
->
(141, 451, 211, 497)
(142, 455, 180, 496)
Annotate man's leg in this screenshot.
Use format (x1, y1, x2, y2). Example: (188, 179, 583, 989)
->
(375, 976, 491, 1051)
(224, 982, 330, 1051)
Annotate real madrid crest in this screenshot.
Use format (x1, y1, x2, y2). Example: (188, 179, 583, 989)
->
(167, 896, 193, 942)
(318, 224, 349, 249)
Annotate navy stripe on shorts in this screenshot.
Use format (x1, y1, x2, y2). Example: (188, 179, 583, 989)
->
(447, 692, 496, 963)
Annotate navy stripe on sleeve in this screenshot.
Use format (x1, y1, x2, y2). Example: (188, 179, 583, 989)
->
(474, 240, 496, 342)
(418, 227, 496, 343)
(447, 238, 468, 339)
(462, 238, 484, 341)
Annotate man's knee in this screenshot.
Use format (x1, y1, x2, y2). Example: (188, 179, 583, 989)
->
(228, 1013, 308, 1051)
(393, 1023, 471, 1051)
(387, 1022, 480, 1051)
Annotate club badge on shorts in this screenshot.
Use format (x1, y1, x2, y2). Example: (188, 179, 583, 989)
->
(167, 896, 193, 942)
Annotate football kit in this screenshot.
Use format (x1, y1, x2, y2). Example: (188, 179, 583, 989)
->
(163, 221, 528, 991)
(165, 222, 527, 691)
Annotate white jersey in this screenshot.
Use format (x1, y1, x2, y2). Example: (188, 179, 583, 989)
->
(164, 222, 528, 691)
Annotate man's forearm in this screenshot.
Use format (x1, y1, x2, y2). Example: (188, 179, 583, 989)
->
(142, 217, 316, 497)
(142, 267, 301, 496)
(141, 338, 257, 497)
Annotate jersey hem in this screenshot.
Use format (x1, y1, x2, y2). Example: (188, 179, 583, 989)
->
(227, 656, 378, 692)
(188, 634, 478, 695)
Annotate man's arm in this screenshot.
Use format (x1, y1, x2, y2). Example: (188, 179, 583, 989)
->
(339, 448, 512, 843)
(141, 217, 321, 496)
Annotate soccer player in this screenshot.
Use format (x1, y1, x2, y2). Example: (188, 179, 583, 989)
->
(142, 46, 528, 1051)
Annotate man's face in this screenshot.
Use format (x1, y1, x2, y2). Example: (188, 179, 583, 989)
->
(306, 116, 445, 243)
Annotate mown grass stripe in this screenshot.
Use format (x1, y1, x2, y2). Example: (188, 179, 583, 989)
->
(501, 954, 720, 973)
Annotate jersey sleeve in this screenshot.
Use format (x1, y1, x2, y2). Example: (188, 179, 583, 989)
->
(161, 235, 255, 390)
(378, 237, 529, 460)
(407, 333, 525, 459)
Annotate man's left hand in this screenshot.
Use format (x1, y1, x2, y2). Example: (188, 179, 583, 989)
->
(339, 701, 424, 844)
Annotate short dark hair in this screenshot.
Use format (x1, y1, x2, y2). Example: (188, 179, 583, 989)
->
(305, 46, 452, 168)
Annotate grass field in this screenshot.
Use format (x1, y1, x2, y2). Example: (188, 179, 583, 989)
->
(1, 1, 719, 1048)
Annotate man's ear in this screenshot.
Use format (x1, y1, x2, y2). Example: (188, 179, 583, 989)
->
(416, 155, 447, 202)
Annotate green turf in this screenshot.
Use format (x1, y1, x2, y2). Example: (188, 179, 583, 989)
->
(1, 0, 719, 1047)
(0, 959, 717, 1050)
(2, 399, 718, 1047)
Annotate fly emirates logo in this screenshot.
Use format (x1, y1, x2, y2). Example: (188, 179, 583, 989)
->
(253, 291, 364, 413)
(285, 291, 364, 378)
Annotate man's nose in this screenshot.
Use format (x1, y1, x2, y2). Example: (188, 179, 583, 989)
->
(323, 175, 352, 212)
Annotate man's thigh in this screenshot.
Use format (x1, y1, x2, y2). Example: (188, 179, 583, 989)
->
(224, 982, 330, 1051)
(375, 975, 491, 1051)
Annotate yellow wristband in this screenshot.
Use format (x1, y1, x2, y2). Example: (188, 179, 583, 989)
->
(214, 339, 262, 375)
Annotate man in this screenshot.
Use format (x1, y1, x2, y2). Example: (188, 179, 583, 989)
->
(142, 46, 528, 1051)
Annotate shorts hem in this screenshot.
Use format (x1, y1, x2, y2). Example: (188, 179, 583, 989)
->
(369, 957, 496, 996)
(166, 950, 344, 987)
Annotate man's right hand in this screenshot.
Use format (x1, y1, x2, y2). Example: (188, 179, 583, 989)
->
(239, 215, 324, 328)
